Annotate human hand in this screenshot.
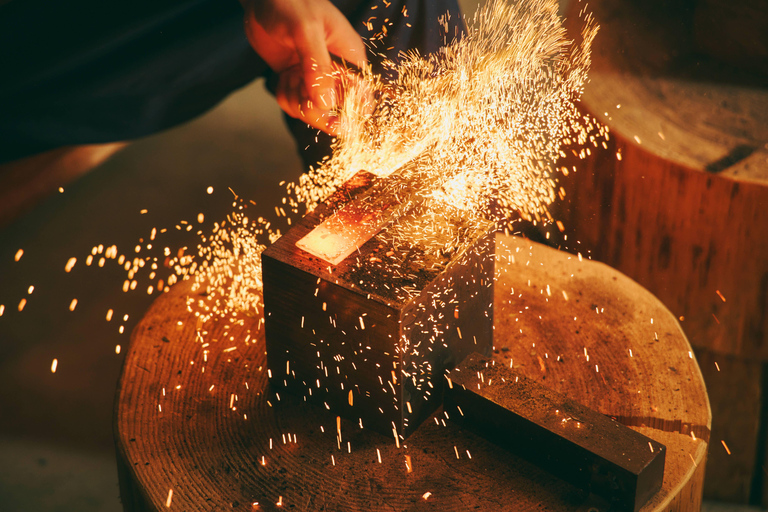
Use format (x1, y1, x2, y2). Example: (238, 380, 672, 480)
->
(241, 0, 368, 135)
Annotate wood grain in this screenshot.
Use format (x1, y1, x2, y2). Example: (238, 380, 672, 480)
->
(115, 235, 710, 511)
(556, 0, 767, 501)
(557, 0, 768, 359)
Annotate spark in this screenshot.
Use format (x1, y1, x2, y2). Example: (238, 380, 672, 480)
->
(14, 249, 23, 261)
(166, 488, 173, 508)
(65, 258, 77, 272)
(51, 359, 58, 373)
(721, 440, 731, 455)
(290, 0, 598, 260)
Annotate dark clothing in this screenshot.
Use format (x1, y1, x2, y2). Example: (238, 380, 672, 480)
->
(0, 0, 463, 165)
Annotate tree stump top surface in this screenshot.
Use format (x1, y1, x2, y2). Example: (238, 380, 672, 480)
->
(578, 0, 768, 183)
(115, 235, 710, 511)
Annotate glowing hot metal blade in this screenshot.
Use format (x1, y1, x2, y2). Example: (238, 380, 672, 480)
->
(295, 169, 420, 265)
(295, 205, 388, 265)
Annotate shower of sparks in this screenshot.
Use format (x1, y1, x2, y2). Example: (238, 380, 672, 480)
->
(30, 0, 600, 334)
(170, 0, 598, 322)
(181, 195, 277, 324)
(291, 0, 600, 259)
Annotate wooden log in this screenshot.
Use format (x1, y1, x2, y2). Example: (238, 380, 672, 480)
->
(261, 171, 495, 439)
(556, 0, 768, 501)
(114, 234, 710, 511)
(557, 0, 768, 360)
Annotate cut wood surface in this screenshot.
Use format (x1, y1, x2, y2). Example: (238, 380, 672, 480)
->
(115, 235, 709, 511)
(558, 0, 767, 501)
(557, 0, 768, 360)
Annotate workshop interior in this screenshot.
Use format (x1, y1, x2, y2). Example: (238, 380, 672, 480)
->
(0, 0, 766, 510)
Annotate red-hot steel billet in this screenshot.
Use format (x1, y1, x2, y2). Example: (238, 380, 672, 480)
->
(444, 353, 666, 512)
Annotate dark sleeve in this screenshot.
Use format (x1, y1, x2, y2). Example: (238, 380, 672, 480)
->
(0, 0, 266, 163)
(0, 0, 463, 166)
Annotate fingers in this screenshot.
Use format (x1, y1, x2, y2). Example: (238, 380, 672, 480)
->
(292, 3, 368, 110)
(275, 66, 340, 135)
(293, 22, 337, 110)
(243, 0, 370, 135)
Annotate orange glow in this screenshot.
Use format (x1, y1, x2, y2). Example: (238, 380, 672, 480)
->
(296, 200, 391, 265)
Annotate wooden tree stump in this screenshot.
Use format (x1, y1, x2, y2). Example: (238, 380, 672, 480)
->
(556, 0, 768, 501)
(114, 235, 710, 511)
(559, 0, 768, 360)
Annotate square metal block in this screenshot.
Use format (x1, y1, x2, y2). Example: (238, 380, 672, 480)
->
(262, 172, 495, 439)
